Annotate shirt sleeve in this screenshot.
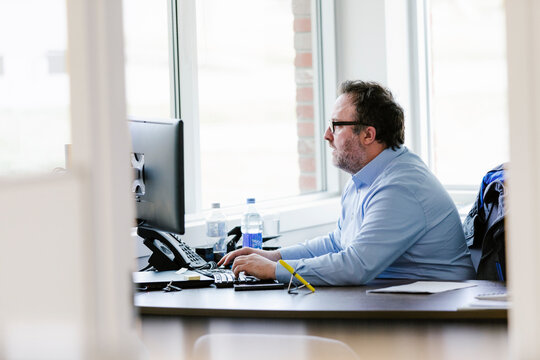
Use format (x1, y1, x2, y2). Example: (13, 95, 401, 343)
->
(279, 229, 342, 260)
(275, 184, 426, 285)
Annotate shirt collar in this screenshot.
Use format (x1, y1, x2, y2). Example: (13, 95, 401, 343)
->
(351, 146, 406, 188)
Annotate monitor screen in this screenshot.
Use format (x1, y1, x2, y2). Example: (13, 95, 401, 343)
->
(128, 118, 185, 235)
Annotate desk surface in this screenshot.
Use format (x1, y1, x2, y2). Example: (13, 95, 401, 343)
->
(134, 279, 507, 320)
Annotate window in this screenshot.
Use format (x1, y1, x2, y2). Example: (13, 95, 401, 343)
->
(124, 0, 334, 216)
(426, 0, 508, 188)
(123, 0, 171, 118)
(0, 0, 70, 176)
(195, 0, 323, 209)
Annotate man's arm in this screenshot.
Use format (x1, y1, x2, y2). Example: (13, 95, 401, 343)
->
(216, 230, 342, 279)
(279, 229, 342, 260)
(275, 185, 426, 286)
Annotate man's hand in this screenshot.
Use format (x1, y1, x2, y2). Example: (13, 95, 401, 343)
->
(231, 253, 277, 280)
(217, 248, 282, 280)
(217, 247, 281, 267)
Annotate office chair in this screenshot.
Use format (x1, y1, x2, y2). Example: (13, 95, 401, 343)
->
(192, 333, 359, 360)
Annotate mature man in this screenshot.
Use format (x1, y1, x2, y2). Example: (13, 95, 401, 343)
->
(219, 80, 475, 285)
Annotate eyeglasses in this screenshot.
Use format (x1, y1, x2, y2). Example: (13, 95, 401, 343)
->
(328, 120, 370, 134)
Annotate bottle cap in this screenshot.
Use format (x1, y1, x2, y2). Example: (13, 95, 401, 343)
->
(246, 198, 255, 204)
(211, 202, 221, 209)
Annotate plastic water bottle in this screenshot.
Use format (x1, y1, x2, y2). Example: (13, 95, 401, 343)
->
(241, 198, 263, 249)
(206, 202, 228, 262)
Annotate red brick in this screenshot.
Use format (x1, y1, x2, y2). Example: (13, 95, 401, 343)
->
(295, 52, 312, 67)
(299, 174, 317, 192)
(294, 18, 311, 32)
(296, 87, 313, 102)
(299, 156, 316, 172)
(296, 105, 314, 119)
(297, 121, 314, 137)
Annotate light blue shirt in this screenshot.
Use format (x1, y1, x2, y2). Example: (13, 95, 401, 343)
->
(276, 146, 475, 286)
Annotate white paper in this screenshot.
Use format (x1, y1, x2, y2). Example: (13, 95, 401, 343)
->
(459, 300, 511, 310)
(175, 268, 188, 274)
(367, 281, 477, 294)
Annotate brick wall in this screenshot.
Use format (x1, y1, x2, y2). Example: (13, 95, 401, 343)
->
(292, 0, 316, 193)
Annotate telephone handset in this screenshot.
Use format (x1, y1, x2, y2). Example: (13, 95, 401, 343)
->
(137, 226, 208, 271)
(226, 226, 242, 253)
(225, 226, 281, 251)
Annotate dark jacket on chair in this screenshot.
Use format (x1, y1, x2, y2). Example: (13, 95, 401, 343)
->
(462, 164, 506, 281)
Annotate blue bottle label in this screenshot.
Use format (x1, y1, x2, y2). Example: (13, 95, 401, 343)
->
(242, 233, 263, 249)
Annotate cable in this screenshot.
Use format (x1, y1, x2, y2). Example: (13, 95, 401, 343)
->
(190, 261, 217, 271)
(139, 263, 154, 272)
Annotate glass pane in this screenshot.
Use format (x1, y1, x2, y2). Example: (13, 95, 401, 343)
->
(429, 0, 509, 186)
(0, 0, 70, 176)
(196, 0, 319, 208)
(124, 0, 171, 118)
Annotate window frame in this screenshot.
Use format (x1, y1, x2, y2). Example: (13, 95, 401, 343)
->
(412, 0, 507, 208)
(171, 0, 341, 245)
(409, 0, 479, 209)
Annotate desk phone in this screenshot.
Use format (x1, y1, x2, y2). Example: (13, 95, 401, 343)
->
(138, 226, 208, 270)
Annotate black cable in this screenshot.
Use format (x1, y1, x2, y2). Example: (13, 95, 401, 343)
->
(193, 268, 214, 278)
(189, 261, 216, 270)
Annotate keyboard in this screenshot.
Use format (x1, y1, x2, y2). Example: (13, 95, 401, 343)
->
(211, 269, 284, 289)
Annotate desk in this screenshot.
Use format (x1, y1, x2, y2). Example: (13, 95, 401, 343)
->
(136, 279, 508, 360)
(135, 279, 507, 320)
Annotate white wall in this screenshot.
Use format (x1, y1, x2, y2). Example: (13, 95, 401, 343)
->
(334, 0, 414, 145)
(506, 0, 540, 358)
(334, 0, 422, 187)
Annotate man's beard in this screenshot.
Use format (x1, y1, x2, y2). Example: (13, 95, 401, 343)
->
(333, 138, 367, 174)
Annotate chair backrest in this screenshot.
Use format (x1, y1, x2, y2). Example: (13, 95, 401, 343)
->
(192, 333, 359, 360)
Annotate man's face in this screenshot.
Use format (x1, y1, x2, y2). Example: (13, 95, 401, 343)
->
(324, 94, 368, 174)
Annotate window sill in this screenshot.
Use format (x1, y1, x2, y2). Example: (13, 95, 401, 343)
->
(447, 188, 477, 223)
(183, 193, 341, 247)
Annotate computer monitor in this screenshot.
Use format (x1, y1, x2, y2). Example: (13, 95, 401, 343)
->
(128, 118, 185, 235)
